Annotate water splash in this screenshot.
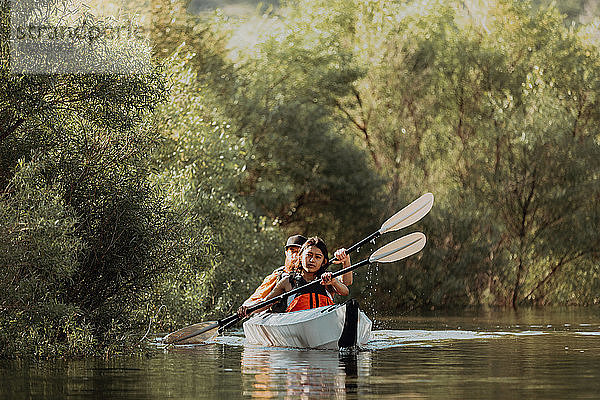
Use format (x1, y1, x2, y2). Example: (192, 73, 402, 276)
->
(363, 262, 380, 318)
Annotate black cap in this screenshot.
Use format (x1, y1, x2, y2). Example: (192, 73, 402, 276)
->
(285, 234, 307, 250)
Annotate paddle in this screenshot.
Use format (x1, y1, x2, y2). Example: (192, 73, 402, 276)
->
(324, 192, 433, 267)
(163, 232, 426, 344)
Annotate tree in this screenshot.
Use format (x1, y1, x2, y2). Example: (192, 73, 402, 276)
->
(146, 50, 284, 328)
(217, 0, 385, 245)
(334, 0, 600, 309)
(0, 0, 177, 357)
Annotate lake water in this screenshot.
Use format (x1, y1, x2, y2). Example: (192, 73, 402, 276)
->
(2, 307, 599, 399)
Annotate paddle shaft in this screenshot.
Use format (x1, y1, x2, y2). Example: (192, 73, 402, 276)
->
(168, 196, 433, 343)
(323, 231, 380, 267)
(170, 241, 379, 343)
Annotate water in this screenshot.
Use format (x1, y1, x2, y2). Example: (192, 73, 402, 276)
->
(2, 308, 599, 399)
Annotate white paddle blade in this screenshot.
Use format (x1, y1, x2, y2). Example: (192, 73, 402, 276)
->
(378, 193, 434, 234)
(369, 232, 426, 263)
(163, 321, 219, 344)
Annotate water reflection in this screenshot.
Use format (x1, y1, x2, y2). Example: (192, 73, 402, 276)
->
(2, 308, 600, 399)
(240, 347, 371, 398)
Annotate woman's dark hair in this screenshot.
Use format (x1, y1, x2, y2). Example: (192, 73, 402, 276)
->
(291, 237, 329, 281)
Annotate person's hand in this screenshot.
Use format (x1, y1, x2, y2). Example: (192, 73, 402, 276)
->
(237, 305, 248, 318)
(321, 271, 333, 285)
(333, 248, 350, 267)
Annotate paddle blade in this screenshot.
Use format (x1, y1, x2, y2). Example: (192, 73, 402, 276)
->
(378, 193, 434, 234)
(369, 232, 426, 263)
(162, 321, 219, 345)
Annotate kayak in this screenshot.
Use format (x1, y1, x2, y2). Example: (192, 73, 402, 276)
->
(243, 299, 372, 350)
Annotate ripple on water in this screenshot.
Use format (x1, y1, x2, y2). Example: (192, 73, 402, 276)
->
(365, 330, 501, 350)
(574, 331, 600, 336)
(159, 326, 597, 352)
(164, 329, 504, 351)
(363, 329, 558, 350)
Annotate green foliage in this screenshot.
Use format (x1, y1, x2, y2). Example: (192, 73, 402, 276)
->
(0, 158, 90, 358)
(145, 50, 284, 329)
(0, 0, 179, 357)
(209, 0, 386, 244)
(218, 0, 598, 313)
(332, 0, 600, 310)
(3, 0, 600, 358)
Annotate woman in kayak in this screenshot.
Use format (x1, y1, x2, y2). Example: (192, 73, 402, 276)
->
(238, 237, 350, 316)
(238, 235, 352, 314)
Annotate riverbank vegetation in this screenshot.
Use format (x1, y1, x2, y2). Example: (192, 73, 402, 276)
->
(1, 0, 599, 358)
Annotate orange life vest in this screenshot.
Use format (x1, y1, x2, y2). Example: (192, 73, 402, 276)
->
(286, 276, 334, 312)
(286, 292, 334, 312)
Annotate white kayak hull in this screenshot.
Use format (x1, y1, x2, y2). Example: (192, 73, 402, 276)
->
(243, 300, 372, 350)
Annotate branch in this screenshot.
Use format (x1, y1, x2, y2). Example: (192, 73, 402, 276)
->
(334, 98, 365, 132)
(334, 98, 380, 169)
(571, 92, 586, 139)
(0, 118, 25, 142)
(521, 250, 590, 303)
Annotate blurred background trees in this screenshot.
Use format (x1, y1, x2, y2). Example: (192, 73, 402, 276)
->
(2, 0, 600, 357)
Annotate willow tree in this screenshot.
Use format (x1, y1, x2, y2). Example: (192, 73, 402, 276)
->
(0, 0, 176, 357)
(329, 0, 600, 308)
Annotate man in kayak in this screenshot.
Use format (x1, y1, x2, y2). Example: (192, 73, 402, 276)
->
(239, 234, 307, 310)
(239, 236, 350, 316)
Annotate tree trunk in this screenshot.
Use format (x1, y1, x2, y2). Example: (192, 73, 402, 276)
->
(511, 256, 523, 310)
